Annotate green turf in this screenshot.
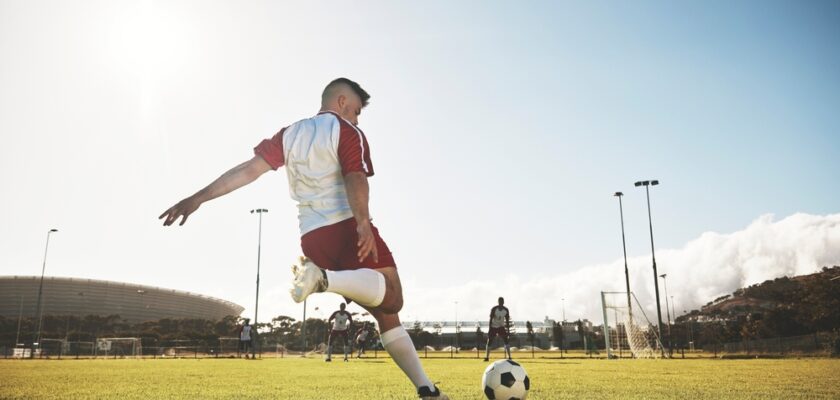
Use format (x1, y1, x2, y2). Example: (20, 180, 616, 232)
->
(1, 356, 838, 399)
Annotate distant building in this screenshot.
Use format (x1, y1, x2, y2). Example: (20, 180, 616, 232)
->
(0, 276, 243, 324)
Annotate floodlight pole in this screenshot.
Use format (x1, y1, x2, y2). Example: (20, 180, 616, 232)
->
(15, 295, 24, 347)
(660, 273, 673, 352)
(302, 299, 307, 355)
(250, 208, 268, 359)
(454, 301, 459, 350)
(561, 298, 565, 322)
(614, 192, 632, 318)
(33, 228, 58, 358)
(635, 179, 665, 355)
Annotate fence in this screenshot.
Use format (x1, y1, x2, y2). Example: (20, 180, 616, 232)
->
(720, 332, 836, 356)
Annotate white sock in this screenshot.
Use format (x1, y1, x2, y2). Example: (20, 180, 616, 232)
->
(325, 269, 386, 307)
(381, 326, 433, 389)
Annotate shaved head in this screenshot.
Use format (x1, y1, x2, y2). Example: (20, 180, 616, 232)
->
(321, 77, 370, 108)
(319, 78, 370, 125)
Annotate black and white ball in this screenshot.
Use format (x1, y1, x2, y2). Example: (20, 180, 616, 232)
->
(482, 359, 530, 399)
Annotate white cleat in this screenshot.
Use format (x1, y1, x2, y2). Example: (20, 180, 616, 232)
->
(290, 257, 327, 303)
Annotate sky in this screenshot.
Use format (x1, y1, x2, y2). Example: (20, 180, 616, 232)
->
(1, 0, 839, 325)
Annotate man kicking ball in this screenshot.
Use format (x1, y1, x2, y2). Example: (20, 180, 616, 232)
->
(159, 77, 447, 399)
(484, 297, 512, 361)
(326, 303, 352, 362)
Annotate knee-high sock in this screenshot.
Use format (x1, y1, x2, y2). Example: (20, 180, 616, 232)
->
(505, 344, 511, 358)
(326, 338, 332, 359)
(485, 341, 491, 359)
(325, 269, 386, 307)
(381, 326, 433, 389)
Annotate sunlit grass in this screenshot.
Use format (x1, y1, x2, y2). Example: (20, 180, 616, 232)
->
(1, 355, 838, 399)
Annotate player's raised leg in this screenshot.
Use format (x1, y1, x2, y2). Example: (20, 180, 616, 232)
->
(291, 261, 392, 310)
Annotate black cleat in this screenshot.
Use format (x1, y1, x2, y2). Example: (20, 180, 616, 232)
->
(418, 385, 449, 400)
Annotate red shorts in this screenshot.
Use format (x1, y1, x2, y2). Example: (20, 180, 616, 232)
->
(329, 330, 349, 340)
(301, 218, 396, 270)
(488, 327, 509, 340)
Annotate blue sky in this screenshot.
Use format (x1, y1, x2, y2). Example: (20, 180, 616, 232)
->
(1, 0, 838, 322)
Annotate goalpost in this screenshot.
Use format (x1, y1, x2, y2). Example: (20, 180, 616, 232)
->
(601, 291, 667, 359)
(95, 337, 142, 358)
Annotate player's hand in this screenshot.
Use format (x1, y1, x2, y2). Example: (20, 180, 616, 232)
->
(356, 219, 379, 263)
(159, 196, 201, 226)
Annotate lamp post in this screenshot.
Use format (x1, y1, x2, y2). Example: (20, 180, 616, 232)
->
(33, 228, 58, 357)
(634, 179, 665, 354)
(660, 273, 672, 353)
(614, 192, 632, 317)
(250, 208, 268, 359)
(454, 301, 459, 350)
(561, 298, 565, 322)
(302, 299, 307, 356)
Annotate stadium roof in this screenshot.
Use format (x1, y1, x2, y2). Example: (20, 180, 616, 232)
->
(0, 276, 244, 323)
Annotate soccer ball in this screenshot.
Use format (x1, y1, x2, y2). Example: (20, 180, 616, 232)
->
(482, 359, 530, 399)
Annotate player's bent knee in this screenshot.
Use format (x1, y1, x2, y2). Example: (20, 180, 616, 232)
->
(377, 296, 403, 314)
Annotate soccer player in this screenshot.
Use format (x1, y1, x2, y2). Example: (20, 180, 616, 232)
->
(355, 322, 372, 358)
(484, 297, 512, 361)
(238, 318, 253, 359)
(326, 303, 353, 362)
(159, 78, 447, 399)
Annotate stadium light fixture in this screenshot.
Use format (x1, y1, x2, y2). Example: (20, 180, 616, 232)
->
(635, 178, 666, 356)
(250, 208, 268, 359)
(614, 192, 633, 321)
(33, 228, 58, 358)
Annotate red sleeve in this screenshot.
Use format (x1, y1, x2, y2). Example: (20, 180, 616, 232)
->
(337, 121, 374, 177)
(253, 128, 286, 170)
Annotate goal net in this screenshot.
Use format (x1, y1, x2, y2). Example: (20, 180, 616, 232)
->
(96, 337, 142, 357)
(218, 337, 240, 356)
(39, 338, 67, 358)
(601, 291, 666, 359)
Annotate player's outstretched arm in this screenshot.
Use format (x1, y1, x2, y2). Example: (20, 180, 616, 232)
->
(344, 171, 378, 262)
(159, 156, 272, 226)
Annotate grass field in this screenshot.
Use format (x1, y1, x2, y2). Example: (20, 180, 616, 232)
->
(1, 356, 838, 399)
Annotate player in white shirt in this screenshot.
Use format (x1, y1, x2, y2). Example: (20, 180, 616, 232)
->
(484, 297, 512, 361)
(326, 303, 353, 362)
(355, 322, 373, 358)
(238, 318, 253, 359)
(160, 78, 447, 399)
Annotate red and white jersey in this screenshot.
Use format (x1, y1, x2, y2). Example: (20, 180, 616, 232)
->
(356, 329, 369, 341)
(330, 311, 352, 331)
(239, 325, 252, 341)
(254, 111, 374, 235)
(489, 306, 510, 329)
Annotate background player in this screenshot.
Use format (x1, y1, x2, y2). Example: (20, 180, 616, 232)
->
(355, 322, 373, 358)
(238, 318, 253, 359)
(326, 303, 353, 362)
(159, 78, 447, 399)
(484, 297, 512, 361)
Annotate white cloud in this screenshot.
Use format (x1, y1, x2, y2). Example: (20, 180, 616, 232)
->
(399, 213, 840, 324)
